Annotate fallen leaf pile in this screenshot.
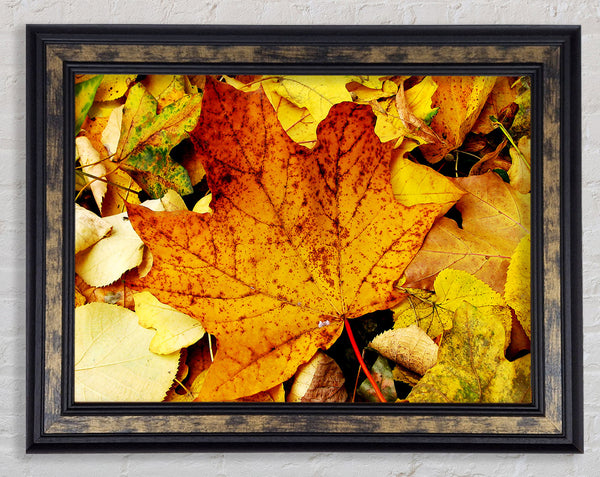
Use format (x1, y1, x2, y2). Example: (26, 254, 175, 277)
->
(74, 74, 531, 403)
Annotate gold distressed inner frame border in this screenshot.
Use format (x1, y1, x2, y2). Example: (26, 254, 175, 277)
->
(27, 26, 581, 451)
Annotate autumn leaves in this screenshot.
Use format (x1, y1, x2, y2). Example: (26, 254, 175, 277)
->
(74, 73, 531, 404)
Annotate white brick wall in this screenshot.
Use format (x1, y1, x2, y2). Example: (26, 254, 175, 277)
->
(2, 1, 596, 475)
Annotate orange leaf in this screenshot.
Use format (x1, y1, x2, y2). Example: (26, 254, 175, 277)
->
(127, 78, 441, 401)
(404, 172, 529, 294)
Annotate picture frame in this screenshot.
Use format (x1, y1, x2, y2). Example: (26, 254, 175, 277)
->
(26, 25, 582, 453)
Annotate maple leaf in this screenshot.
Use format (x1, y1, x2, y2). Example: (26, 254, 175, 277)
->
(407, 302, 530, 403)
(127, 78, 442, 401)
(404, 171, 530, 294)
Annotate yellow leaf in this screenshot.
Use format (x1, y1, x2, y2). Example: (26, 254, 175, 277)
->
(238, 384, 286, 403)
(75, 204, 111, 254)
(405, 77, 439, 123)
(394, 269, 511, 347)
(88, 99, 125, 120)
(134, 291, 205, 355)
(166, 370, 208, 402)
(192, 193, 213, 214)
(141, 75, 187, 112)
(390, 157, 465, 218)
(419, 76, 496, 163)
(347, 78, 398, 102)
(74, 302, 180, 402)
(407, 302, 530, 403)
(505, 234, 531, 338)
(100, 167, 141, 217)
(75, 212, 145, 287)
(508, 136, 531, 193)
(95, 74, 137, 101)
(263, 75, 354, 123)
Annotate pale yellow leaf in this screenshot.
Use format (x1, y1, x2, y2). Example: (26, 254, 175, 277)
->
(193, 193, 213, 214)
(134, 291, 206, 355)
(159, 189, 188, 212)
(75, 212, 145, 287)
(75, 204, 112, 254)
(101, 105, 124, 158)
(74, 302, 180, 402)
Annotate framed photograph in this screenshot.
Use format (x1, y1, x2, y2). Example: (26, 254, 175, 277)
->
(26, 25, 582, 452)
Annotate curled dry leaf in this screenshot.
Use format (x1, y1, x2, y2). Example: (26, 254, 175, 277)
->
(75, 204, 111, 254)
(287, 351, 348, 403)
(75, 274, 135, 309)
(370, 325, 438, 376)
(372, 77, 439, 148)
(76, 136, 108, 211)
(471, 76, 519, 135)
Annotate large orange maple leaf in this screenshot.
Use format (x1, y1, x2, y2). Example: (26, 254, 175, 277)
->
(127, 78, 441, 401)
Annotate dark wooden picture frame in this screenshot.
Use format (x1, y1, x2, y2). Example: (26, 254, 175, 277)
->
(26, 25, 582, 453)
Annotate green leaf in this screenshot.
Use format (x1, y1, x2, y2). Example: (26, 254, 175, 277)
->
(114, 83, 201, 198)
(75, 75, 103, 133)
(358, 356, 397, 402)
(494, 168, 510, 183)
(407, 302, 530, 403)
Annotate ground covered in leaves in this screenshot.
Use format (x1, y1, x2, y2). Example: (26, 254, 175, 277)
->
(74, 73, 531, 404)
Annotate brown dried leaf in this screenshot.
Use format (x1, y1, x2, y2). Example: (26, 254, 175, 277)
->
(287, 351, 348, 403)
